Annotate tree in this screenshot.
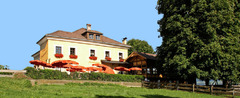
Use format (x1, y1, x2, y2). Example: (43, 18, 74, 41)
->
(127, 39, 154, 55)
(0, 65, 4, 70)
(157, 0, 240, 85)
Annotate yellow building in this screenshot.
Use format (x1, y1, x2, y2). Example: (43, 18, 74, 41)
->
(31, 24, 131, 72)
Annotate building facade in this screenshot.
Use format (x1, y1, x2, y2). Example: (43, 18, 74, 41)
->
(32, 24, 131, 71)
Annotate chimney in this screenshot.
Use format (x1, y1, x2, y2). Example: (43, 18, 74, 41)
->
(86, 24, 91, 31)
(122, 37, 127, 44)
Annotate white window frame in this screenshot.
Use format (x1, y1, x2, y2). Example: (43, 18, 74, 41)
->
(54, 45, 63, 54)
(89, 34, 94, 39)
(96, 35, 100, 40)
(69, 46, 77, 55)
(89, 48, 96, 57)
(118, 52, 124, 59)
(104, 50, 111, 58)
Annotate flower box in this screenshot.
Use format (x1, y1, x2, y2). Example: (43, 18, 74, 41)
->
(105, 57, 111, 61)
(55, 54, 63, 58)
(69, 55, 78, 59)
(89, 56, 97, 60)
(119, 59, 124, 62)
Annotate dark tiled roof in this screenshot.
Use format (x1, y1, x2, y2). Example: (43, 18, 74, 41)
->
(137, 52, 157, 60)
(45, 28, 127, 46)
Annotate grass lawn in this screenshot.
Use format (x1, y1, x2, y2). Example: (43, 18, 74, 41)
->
(0, 77, 234, 98)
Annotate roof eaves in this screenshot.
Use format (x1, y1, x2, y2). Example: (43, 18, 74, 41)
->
(36, 35, 46, 44)
(31, 51, 40, 57)
(47, 35, 131, 48)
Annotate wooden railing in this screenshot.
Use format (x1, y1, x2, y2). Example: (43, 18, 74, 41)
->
(142, 81, 240, 97)
(0, 70, 27, 77)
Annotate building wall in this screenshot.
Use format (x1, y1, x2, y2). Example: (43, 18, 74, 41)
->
(47, 39, 128, 67)
(40, 41, 48, 62)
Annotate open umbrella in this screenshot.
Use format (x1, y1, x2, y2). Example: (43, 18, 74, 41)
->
(66, 68, 76, 72)
(86, 67, 103, 72)
(72, 66, 86, 70)
(51, 60, 79, 72)
(62, 64, 74, 68)
(93, 64, 114, 74)
(29, 60, 52, 68)
(129, 67, 142, 71)
(114, 67, 130, 71)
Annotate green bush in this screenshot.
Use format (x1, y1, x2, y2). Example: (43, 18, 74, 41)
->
(25, 67, 144, 82)
(0, 72, 13, 75)
(24, 67, 71, 80)
(72, 72, 144, 82)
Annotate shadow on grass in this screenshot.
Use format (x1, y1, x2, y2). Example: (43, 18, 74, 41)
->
(91, 95, 179, 98)
(95, 95, 135, 98)
(141, 94, 179, 98)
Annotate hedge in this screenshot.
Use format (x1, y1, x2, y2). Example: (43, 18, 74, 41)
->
(24, 67, 144, 82)
(24, 67, 71, 80)
(72, 72, 144, 82)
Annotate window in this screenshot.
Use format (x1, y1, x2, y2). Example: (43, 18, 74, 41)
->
(90, 49, 95, 56)
(70, 48, 75, 55)
(89, 34, 93, 39)
(105, 51, 110, 57)
(119, 52, 123, 59)
(147, 68, 150, 74)
(56, 46, 62, 54)
(96, 35, 100, 40)
(153, 68, 157, 74)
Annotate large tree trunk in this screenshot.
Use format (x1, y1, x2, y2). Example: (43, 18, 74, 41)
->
(223, 80, 229, 88)
(205, 79, 210, 86)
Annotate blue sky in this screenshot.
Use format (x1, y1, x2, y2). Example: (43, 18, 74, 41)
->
(0, 0, 163, 70)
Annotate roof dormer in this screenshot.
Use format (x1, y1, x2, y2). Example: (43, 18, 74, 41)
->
(82, 24, 103, 41)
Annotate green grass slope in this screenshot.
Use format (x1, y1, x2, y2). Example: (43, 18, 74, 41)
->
(0, 77, 228, 98)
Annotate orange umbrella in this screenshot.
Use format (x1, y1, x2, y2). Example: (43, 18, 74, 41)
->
(62, 64, 74, 68)
(114, 67, 130, 71)
(29, 60, 52, 67)
(51, 60, 79, 67)
(72, 66, 86, 70)
(86, 67, 103, 72)
(129, 67, 142, 71)
(103, 68, 115, 74)
(66, 68, 76, 72)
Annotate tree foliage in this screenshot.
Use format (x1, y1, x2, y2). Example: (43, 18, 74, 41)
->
(127, 39, 154, 55)
(157, 0, 240, 84)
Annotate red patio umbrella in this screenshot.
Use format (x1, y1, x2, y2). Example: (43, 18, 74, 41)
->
(51, 60, 79, 71)
(103, 68, 115, 74)
(29, 60, 52, 68)
(66, 68, 76, 72)
(129, 67, 142, 71)
(72, 66, 86, 69)
(62, 64, 74, 68)
(114, 67, 130, 71)
(93, 64, 115, 74)
(86, 67, 103, 72)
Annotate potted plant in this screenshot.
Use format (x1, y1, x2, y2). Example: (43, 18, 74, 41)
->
(105, 57, 111, 61)
(89, 56, 97, 60)
(69, 55, 78, 59)
(55, 53, 63, 58)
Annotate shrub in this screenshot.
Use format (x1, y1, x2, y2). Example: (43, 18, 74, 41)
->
(24, 67, 71, 80)
(25, 67, 144, 82)
(72, 72, 143, 82)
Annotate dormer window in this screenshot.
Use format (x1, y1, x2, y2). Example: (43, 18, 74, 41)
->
(96, 35, 100, 40)
(89, 34, 93, 39)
